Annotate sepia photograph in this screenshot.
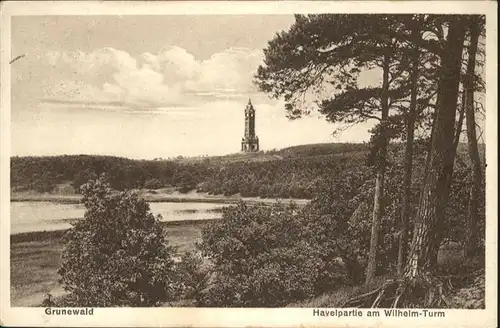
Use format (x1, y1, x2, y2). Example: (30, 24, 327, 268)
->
(0, 1, 497, 327)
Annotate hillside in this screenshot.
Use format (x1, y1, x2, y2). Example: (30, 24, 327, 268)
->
(10, 141, 483, 201)
(11, 143, 370, 200)
(172, 142, 369, 165)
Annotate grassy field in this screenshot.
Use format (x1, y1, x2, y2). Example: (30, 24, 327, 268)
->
(11, 235, 65, 307)
(10, 221, 208, 307)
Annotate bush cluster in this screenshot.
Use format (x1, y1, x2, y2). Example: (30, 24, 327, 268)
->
(57, 178, 179, 306)
(196, 202, 350, 307)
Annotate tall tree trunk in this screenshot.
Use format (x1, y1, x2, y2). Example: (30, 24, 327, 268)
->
(422, 79, 441, 179)
(427, 90, 467, 267)
(404, 18, 466, 278)
(397, 27, 420, 276)
(453, 92, 467, 151)
(365, 52, 390, 285)
(430, 17, 482, 265)
(464, 18, 482, 259)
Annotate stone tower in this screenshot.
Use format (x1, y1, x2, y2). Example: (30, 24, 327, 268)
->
(241, 99, 259, 152)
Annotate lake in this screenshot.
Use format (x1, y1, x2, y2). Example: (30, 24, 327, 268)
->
(10, 201, 228, 235)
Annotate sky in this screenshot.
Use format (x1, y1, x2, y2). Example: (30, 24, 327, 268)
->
(11, 15, 376, 159)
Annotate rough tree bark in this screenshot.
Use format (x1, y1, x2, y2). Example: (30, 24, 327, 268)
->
(453, 92, 468, 152)
(404, 18, 466, 278)
(427, 90, 467, 267)
(397, 26, 420, 276)
(365, 52, 390, 285)
(464, 17, 483, 259)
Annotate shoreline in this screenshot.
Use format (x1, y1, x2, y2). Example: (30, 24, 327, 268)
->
(10, 219, 217, 244)
(10, 193, 311, 206)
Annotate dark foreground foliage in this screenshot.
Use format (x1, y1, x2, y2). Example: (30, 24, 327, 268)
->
(186, 144, 485, 307)
(38, 140, 484, 308)
(196, 202, 350, 307)
(57, 178, 179, 307)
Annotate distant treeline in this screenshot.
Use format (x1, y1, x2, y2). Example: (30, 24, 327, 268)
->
(11, 143, 369, 199)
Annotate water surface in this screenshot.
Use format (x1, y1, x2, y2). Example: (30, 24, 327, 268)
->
(10, 201, 226, 234)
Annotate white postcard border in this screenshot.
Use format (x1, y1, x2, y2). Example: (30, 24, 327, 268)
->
(0, 1, 497, 327)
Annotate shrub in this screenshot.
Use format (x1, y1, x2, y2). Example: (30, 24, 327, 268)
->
(57, 177, 178, 307)
(174, 251, 210, 305)
(197, 202, 349, 307)
(71, 169, 98, 192)
(41, 293, 56, 307)
(144, 178, 163, 190)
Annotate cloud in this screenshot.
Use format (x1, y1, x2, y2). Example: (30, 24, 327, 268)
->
(142, 46, 200, 83)
(34, 45, 266, 110)
(112, 65, 182, 107)
(185, 47, 264, 95)
(40, 48, 180, 107)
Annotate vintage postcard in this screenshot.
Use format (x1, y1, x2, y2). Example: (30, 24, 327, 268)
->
(0, 1, 497, 327)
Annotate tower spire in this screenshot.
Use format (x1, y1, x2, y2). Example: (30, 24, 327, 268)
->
(241, 99, 259, 152)
(246, 98, 254, 112)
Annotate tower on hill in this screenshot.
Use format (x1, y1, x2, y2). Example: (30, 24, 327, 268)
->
(241, 99, 259, 152)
